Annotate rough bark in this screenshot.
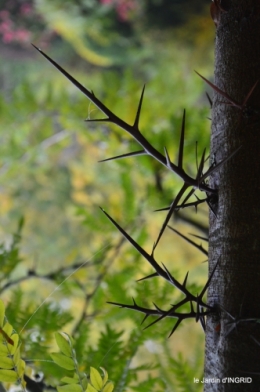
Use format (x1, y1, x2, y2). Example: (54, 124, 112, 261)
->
(205, 1, 260, 391)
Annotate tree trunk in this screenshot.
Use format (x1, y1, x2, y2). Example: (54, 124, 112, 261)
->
(205, 1, 260, 390)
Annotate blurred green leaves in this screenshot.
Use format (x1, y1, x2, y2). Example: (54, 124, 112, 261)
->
(0, 7, 212, 388)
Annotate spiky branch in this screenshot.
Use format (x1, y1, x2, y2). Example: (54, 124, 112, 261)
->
(102, 207, 219, 335)
(33, 45, 239, 337)
(32, 45, 242, 251)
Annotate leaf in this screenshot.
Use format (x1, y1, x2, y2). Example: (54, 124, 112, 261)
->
(17, 216, 25, 233)
(16, 358, 25, 377)
(0, 344, 9, 355)
(99, 367, 108, 386)
(90, 367, 103, 390)
(0, 322, 15, 348)
(81, 376, 88, 390)
(55, 332, 72, 357)
(102, 382, 114, 392)
(13, 345, 21, 366)
(0, 328, 14, 346)
(0, 356, 14, 369)
(86, 384, 98, 392)
(0, 369, 18, 382)
(0, 300, 5, 328)
(60, 376, 79, 384)
(57, 384, 82, 392)
(2, 323, 13, 338)
(8, 334, 19, 354)
(0, 334, 19, 356)
(50, 353, 75, 370)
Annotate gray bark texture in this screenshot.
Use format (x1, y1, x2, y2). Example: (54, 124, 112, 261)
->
(205, 0, 260, 391)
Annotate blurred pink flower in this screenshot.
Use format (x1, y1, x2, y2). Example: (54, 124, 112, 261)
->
(0, 20, 12, 33)
(20, 3, 33, 16)
(15, 29, 31, 42)
(2, 31, 14, 43)
(100, 0, 138, 21)
(116, 0, 137, 21)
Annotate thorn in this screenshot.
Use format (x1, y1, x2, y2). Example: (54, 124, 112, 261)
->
(86, 118, 111, 122)
(196, 148, 206, 183)
(195, 71, 241, 109)
(154, 205, 170, 212)
(168, 226, 208, 256)
(99, 150, 146, 162)
(151, 242, 156, 257)
(196, 294, 200, 322)
(178, 109, 186, 169)
(199, 145, 242, 183)
(242, 80, 259, 107)
(206, 92, 213, 108)
(250, 335, 260, 347)
(161, 262, 174, 283)
(100, 208, 172, 283)
(168, 319, 182, 338)
(143, 312, 168, 331)
(153, 302, 164, 313)
(106, 301, 124, 308)
(199, 308, 206, 332)
(189, 233, 208, 242)
(133, 85, 145, 130)
(137, 272, 158, 282)
(32, 44, 93, 99)
(183, 271, 189, 288)
(178, 188, 195, 209)
(199, 257, 220, 299)
(164, 147, 172, 168)
(141, 314, 149, 325)
(32, 44, 119, 120)
(153, 183, 188, 251)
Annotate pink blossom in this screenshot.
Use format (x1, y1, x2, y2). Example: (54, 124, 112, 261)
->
(100, 0, 113, 4)
(116, 0, 137, 21)
(15, 29, 31, 42)
(2, 31, 14, 43)
(100, 0, 137, 21)
(0, 20, 12, 33)
(20, 3, 33, 16)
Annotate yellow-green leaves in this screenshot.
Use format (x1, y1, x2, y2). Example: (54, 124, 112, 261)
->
(86, 367, 114, 392)
(51, 353, 75, 371)
(52, 332, 114, 392)
(90, 367, 103, 390)
(57, 384, 83, 392)
(61, 376, 80, 384)
(0, 300, 25, 388)
(51, 333, 75, 370)
(102, 382, 114, 392)
(55, 332, 72, 357)
(0, 369, 19, 382)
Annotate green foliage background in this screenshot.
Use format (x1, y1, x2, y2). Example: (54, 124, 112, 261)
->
(0, 1, 214, 390)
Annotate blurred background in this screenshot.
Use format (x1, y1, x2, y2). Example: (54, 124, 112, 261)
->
(0, 1, 215, 391)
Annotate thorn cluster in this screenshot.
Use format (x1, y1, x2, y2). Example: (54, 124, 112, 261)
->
(196, 71, 259, 126)
(220, 304, 260, 338)
(33, 45, 238, 337)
